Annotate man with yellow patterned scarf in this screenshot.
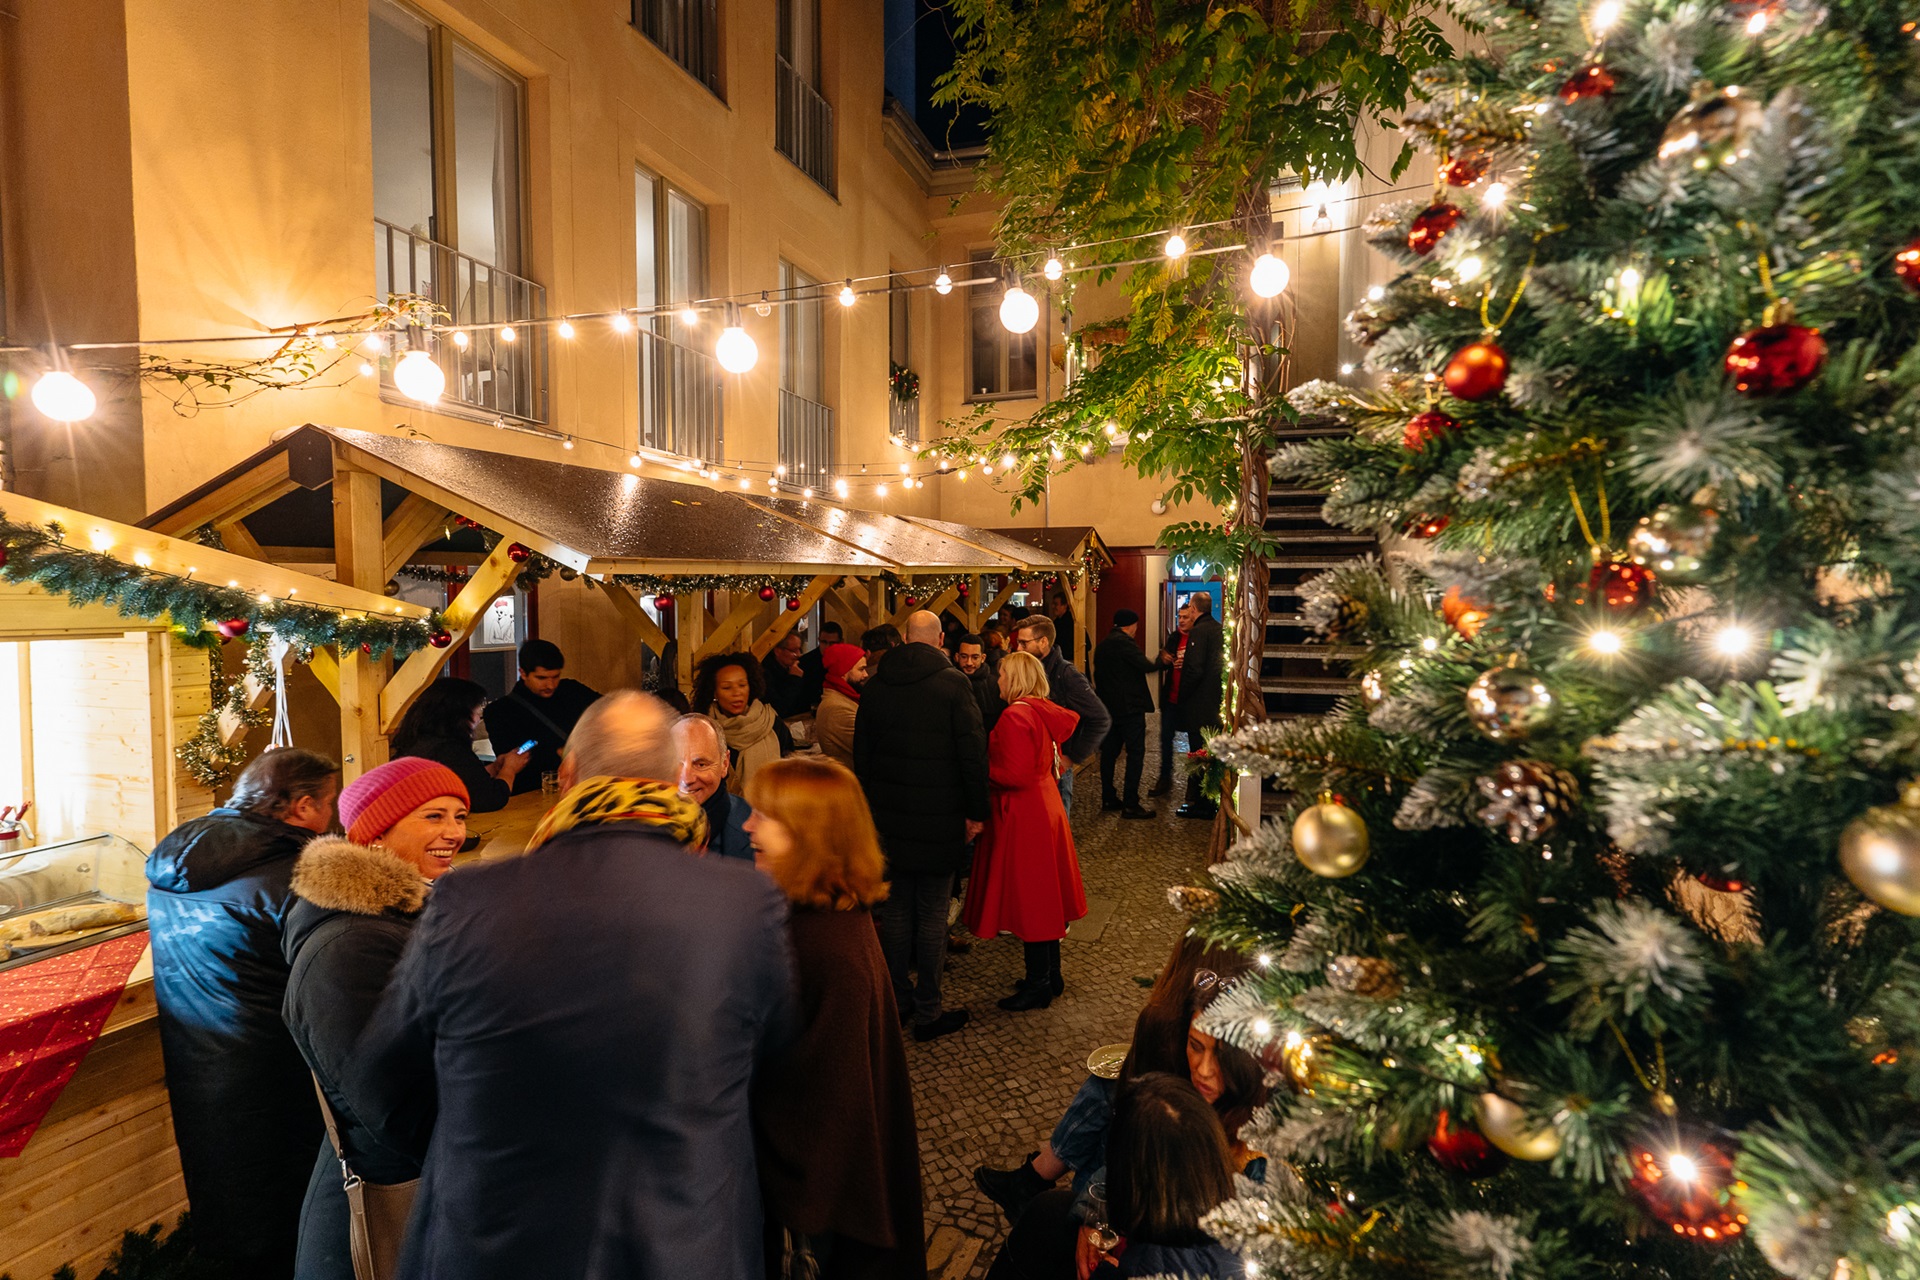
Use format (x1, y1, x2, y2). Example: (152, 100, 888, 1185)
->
(350, 690, 799, 1280)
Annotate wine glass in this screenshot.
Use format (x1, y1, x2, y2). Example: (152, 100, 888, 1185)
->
(1084, 1178, 1121, 1253)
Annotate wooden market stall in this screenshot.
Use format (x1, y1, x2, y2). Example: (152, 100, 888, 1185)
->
(0, 492, 435, 1280)
(983, 525, 1113, 669)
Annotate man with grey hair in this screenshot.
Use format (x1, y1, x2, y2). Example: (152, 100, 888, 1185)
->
(351, 689, 798, 1280)
(673, 711, 755, 860)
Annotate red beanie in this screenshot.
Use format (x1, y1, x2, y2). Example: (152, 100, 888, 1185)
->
(339, 757, 471, 845)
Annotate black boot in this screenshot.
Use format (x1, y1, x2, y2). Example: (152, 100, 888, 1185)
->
(974, 1153, 1056, 1221)
(1046, 940, 1064, 998)
(999, 942, 1055, 1010)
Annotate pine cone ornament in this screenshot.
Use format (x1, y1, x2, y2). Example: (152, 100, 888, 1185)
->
(1167, 885, 1221, 914)
(1325, 956, 1403, 998)
(1476, 760, 1580, 843)
(1322, 595, 1370, 642)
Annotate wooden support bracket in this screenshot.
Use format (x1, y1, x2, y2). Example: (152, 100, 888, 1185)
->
(591, 578, 674, 658)
(695, 595, 776, 664)
(382, 495, 453, 582)
(308, 646, 341, 703)
(751, 574, 837, 659)
(379, 539, 524, 734)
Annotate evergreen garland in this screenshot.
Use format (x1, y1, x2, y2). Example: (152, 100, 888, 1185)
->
(173, 631, 276, 789)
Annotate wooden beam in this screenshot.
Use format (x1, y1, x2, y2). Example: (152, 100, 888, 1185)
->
(380, 539, 524, 734)
(676, 593, 707, 691)
(964, 575, 982, 631)
(890, 585, 959, 631)
(214, 520, 268, 564)
(751, 575, 838, 659)
(977, 577, 1022, 625)
(590, 578, 673, 658)
(308, 646, 341, 703)
(334, 463, 391, 780)
(1068, 573, 1092, 672)
(695, 596, 775, 664)
(146, 452, 296, 537)
(826, 584, 869, 632)
(382, 495, 452, 582)
(868, 579, 887, 632)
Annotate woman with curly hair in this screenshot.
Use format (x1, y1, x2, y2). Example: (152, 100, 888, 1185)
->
(691, 651, 793, 793)
(745, 757, 924, 1280)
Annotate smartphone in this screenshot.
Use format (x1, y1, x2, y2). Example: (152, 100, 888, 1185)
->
(516, 739, 538, 755)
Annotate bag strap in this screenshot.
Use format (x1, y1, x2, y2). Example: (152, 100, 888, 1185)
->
(511, 685, 571, 745)
(312, 1073, 363, 1191)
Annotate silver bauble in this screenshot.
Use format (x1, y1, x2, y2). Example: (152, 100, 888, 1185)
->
(1627, 503, 1719, 579)
(1465, 667, 1555, 741)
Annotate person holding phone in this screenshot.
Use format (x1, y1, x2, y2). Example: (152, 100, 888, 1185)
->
(391, 678, 527, 814)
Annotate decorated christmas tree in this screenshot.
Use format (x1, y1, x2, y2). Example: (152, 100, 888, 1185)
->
(1189, 0, 1920, 1276)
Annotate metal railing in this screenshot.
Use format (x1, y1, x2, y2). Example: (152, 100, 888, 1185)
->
(633, 0, 721, 96)
(775, 55, 835, 193)
(889, 393, 920, 445)
(375, 219, 547, 423)
(639, 328, 724, 462)
(778, 389, 835, 487)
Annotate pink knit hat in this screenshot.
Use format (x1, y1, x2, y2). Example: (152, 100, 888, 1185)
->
(339, 757, 470, 845)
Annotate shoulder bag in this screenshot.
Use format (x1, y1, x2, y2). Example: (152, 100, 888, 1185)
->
(313, 1074, 420, 1280)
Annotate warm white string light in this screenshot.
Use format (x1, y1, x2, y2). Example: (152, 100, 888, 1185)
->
(30, 370, 97, 423)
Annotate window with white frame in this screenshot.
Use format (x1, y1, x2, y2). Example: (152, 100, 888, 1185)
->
(636, 168, 720, 460)
(966, 250, 1037, 401)
(778, 261, 833, 486)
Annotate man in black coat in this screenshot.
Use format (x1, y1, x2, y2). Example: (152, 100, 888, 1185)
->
(853, 611, 988, 1042)
(953, 631, 1004, 733)
(349, 692, 799, 1280)
(1014, 614, 1113, 812)
(481, 638, 602, 792)
(1171, 593, 1227, 819)
(1094, 609, 1163, 818)
(1149, 614, 1187, 798)
(145, 746, 340, 1278)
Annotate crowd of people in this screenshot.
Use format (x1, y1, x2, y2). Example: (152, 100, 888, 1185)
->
(140, 590, 1242, 1280)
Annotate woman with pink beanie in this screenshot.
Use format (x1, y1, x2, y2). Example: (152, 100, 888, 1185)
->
(281, 757, 468, 1280)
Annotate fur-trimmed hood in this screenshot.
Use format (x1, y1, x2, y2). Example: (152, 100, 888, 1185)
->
(291, 835, 429, 917)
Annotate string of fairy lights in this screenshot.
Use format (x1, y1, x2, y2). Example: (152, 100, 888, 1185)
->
(5, 181, 1422, 501)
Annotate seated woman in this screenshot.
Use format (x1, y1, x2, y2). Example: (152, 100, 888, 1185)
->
(390, 677, 528, 813)
(282, 758, 470, 1280)
(1088, 1074, 1243, 1280)
(692, 651, 794, 793)
(744, 757, 924, 1280)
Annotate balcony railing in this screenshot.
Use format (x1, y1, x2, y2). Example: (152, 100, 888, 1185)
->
(376, 219, 547, 424)
(775, 55, 835, 194)
(889, 393, 920, 445)
(639, 328, 724, 463)
(633, 0, 721, 96)
(779, 389, 835, 488)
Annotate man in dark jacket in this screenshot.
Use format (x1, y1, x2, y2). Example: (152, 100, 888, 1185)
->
(761, 628, 812, 718)
(1095, 609, 1163, 819)
(674, 712, 755, 860)
(953, 631, 1003, 733)
(1172, 594, 1227, 819)
(1150, 615, 1187, 798)
(853, 611, 988, 1042)
(349, 691, 799, 1280)
(146, 746, 339, 1278)
(1014, 614, 1113, 811)
(481, 638, 601, 792)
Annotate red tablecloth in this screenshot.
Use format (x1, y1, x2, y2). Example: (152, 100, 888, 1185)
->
(0, 932, 150, 1156)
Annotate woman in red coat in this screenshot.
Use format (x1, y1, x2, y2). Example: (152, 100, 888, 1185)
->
(963, 649, 1088, 1012)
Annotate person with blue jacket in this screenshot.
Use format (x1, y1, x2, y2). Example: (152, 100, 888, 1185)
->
(676, 712, 755, 860)
(146, 746, 339, 1278)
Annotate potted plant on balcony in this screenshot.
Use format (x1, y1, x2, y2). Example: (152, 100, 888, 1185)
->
(889, 361, 920, 404)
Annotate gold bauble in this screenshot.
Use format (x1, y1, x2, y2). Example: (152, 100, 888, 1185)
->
(1472, 1092, 1563, 1161)
(1838, 781, 1920, 916)
(1658, 83, 1766, 168)
(1465, 666, 1555, 741)
(1292, 800, 1370, 877)
(1258, 1030, 1332, 1093)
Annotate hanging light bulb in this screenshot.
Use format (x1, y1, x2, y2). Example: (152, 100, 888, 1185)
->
(1164, 232, 1188, 259)
(319, 333, 339, 349)
(392, 350, 446, 403)
(1586, 628, 1624, 655)
(934, 270, 953, 295)
(715, 307, 758, 374)
(1367, 284, 1386, 302)
(358, 361, 376, 377)
(1590, 0, 1622, 33)
(876, 483, 889, 497)
(1249, 251, 1291, 298)
(500, 325, 517, 343)
(1103, 420, 1119, 438)
(30, 369, 96, 422)
(563, 437, 576, 450)
(557, 320, 576, 339)
(362, 333, 387, 353)
(899, 462, 911, 474)
(1000, 283, 1040, 334)
(835, 478, 850, 498)
(738, 476, 750, 489)
(1001, 452, 1018, 470)
(838, 280, 856, 307)
(611, 311, 633, 333)
(1713, 623, 1755, 657)
(1043, 254, 1064, 281)
(802, 486, 814, 499)
(1050, 445, 1066, 461)
(1482, 181, 1509, 208)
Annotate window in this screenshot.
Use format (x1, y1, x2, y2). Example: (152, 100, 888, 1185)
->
(967, 251, 1037, 400)
(889, 273, 920, 444)
(637, 168, 721, 460)
(774, 0, 834, 191)
(370, 1, 544, 421)
(632, 0, 722, 96)
(778, 260, 833, 486)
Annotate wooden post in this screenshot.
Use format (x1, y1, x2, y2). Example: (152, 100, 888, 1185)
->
(868, 579, 887, 632)
(333, 464, 389, 781)
(589, 578, 675, 662)
(380, 539, 525, 734)
(1070, 568, 1092, 672)
(676, 593, 707, 691)
(965, 576, 983, 631)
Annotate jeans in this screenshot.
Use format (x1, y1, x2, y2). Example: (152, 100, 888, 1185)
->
(1100, 712, 1147, 804)
(875, 870, 953, 1024)
(1056, 767, 1075, 811)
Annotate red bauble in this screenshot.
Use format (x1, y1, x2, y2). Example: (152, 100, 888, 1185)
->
(1723, 324, 1827, 395)
(957, 582, 970, 597)
(1439, 153, 1491, 187)
(427, 628, 453, 649)
(1628, 1139, 1747, 1242)
(1427, 1110, 1506, 1177)
(758, 585, 778, 602)
(904, 595, 920, 608)
(361, 642, 374, 656)
(786, 597, 802, 611)
(216, 618, 249, 640)
(654, 593, 675, 610)
(1403, 409, 1461, 451)
(1558, 64, 1616, 102)
(1444, 341, 1509, 401)
(0, 545, 8, 569)
(1895, 236, 1920, 294)
(1696, 870, 1748, 893)
(1407, 202, 1463, 256)
(506, 542, 531, 563)
(1405, 514, 1451, 539)
(1589, 560, 1656, 611)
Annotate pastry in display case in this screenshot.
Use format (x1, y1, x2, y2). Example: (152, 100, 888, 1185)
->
(0, 831, 149, 969)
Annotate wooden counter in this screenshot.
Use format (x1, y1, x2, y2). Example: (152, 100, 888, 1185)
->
(456, 789, 557, 865)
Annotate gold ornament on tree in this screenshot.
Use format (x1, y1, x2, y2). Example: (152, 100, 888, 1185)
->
(1837, 780, 1920, 915)
(1325, 956, 1403, 998)
(1477, 760, 1581, 843)
(1466, 664, 1556, 741)
(1292, 795, 1371, 878)
(1627, 502, 1719, 580)
(1657, 82, 1767, 169)
(1473, 1091, 1563, 1161)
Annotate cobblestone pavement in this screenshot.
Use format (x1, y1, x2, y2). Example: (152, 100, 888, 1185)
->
(910, 720, 1210, 1280)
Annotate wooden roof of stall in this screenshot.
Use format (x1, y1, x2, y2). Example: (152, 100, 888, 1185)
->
(989, 525, 1112, 568)
(140, 425, 1079, 578)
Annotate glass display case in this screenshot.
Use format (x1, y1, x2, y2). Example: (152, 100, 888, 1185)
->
(0, 832, 148, 971)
